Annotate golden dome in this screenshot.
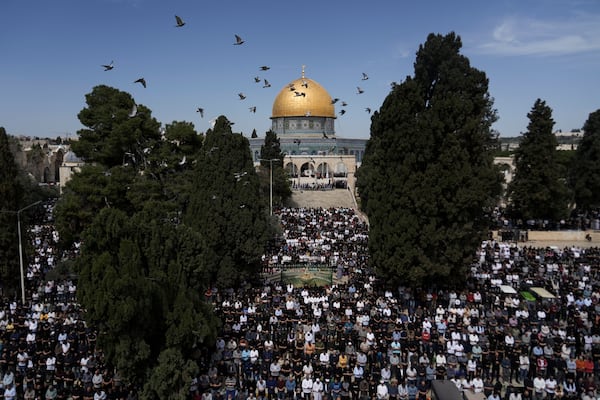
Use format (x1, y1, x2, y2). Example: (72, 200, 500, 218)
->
(271, 76, 335, 118)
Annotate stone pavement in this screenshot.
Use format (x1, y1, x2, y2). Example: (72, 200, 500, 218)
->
(286, 188, 358, 210)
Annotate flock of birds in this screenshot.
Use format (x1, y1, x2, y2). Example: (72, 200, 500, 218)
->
(100, 15, 374, 133)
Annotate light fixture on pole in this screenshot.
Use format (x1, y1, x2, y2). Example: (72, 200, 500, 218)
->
(1, 200, 42, 305)
(259, 158, 280, 216)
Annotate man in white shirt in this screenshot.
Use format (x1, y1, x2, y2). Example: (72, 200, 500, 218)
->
(376, 380, 389, 400)
(301, 376, 313, 400)
(533, 374, 546, 399)
(312, 377, 324, 400)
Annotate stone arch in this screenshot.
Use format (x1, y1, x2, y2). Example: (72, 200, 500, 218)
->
(43, 166, 51, 183)
(285, 162, 299, 177)
(315, 162, 332, 179)
(54, 148, 64, 183)
(334, 162, 348, 177)
(300, 162, 315, 177)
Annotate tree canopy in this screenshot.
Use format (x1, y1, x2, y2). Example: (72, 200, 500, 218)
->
(507, 99, 569, 221)
(259, 130, 292, 209)
(55, 87, 279, 394)
(184, 116, 273, 287)
(0, 127, 25, 295)
(568, 109, 600, 213)
(356, 32, 502, 288)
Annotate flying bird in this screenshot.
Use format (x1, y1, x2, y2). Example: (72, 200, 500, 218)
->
(238, 93, 246, 100)
(322, 132, 329, 139)
(341, 101, 348, 107)
(259, 66, 270, 71)
(362, 72, 369, 80)
(128, 103, 138, 118)
(196, 108, 204, 118)
(357, 87, 364, 94)
(254, 76, 261, 83)
(339, 110, 346, 115)
(294, 91, 306, 97)
(293, 139, 301, 145)
(179, 155, 187, 166)
(331, 98, 339, 104)
(101, 61, 114, 71)
(301, 79, 309, 88)
(233, 34, 245, 45)
(365, 107, 372, 114)
(175, 15, 185, 27)
(263, 79, 271, 88)
(134, 78, 146, 88)
(249, 106, 256, 113)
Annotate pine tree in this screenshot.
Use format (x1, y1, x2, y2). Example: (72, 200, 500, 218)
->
(568, 109, 600, 213)
(0, 127, 24, 296)
(507, 99, 569, 222)
(356, 32, 502, 288)
(259, 130, 291, 207)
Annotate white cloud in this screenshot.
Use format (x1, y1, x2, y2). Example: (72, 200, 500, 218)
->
(476, 13, 600, 56)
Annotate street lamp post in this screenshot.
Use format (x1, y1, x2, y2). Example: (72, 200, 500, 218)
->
(259, 158, 280, 216)
(1, 200, 41, 305)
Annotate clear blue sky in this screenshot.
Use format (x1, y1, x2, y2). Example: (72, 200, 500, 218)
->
(2, 0, 599, 140)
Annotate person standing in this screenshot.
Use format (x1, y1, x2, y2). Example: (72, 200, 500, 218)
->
(312, 377, 324, 400)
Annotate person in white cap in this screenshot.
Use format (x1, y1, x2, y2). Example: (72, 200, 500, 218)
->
(312, 377, 324, 400)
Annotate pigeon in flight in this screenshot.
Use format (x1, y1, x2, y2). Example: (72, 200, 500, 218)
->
(254, 76, 261, 83)
(293, 139, 301, 145)
(196, 108, 204, 118)
(179, 155, 187, 166)
(238, 93, 246, 100)
(128, 103, 138, 118)
(288, 84, 296, 91)
(339, 110, 346, 115)
(134, 78, 146, 88)
(365, 108, 371, 114)
(331, 98, 339, 104)
(263, 79, 271, 88)
(259, 66, 270, 71)
(362, 72, 369, 80)
(233, 34, 245, 45)
(294, 91, 306, 97)
(301, 80, 309, 88)
(357, 87, 364, 94)
(102, 61, 114, 71)
(322, 132, 329, 139)
(341, 101, 348, 107)
(175, 15, 185, 27)
(249, 106, 256, 113)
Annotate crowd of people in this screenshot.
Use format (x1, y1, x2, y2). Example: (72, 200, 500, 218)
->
(198, 207, 600, 400)
(1, 201, 599, 400)
(0, 200, 134, 400)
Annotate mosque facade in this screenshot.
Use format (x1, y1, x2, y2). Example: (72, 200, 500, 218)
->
(248, 68, 368, 165)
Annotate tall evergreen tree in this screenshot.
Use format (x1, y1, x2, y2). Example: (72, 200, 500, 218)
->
(72, 85, 162, 168)
(356, 32, 502, 288)
(507, 99, 569, 221)
(568, 109, 600, 213)
(259, 130, 291, 207)
(56, 86, 216, 391)
(185, 116, 272, 287)
(0, 127, 25, 296)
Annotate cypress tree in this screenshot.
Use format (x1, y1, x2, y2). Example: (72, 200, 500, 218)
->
(507, 99, 569, 222)
(356, 33, 502, 288)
